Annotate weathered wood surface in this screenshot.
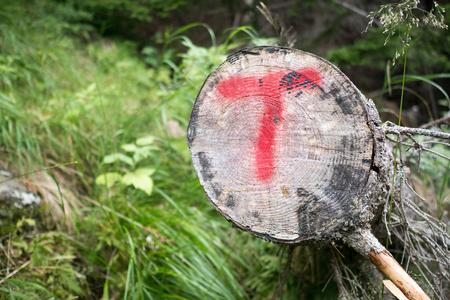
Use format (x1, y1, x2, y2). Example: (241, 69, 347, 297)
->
(187, 46, 430, 299)
(187, 46, 376, 244)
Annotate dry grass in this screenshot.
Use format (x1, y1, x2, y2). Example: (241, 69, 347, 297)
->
(25, 170, 83, 232)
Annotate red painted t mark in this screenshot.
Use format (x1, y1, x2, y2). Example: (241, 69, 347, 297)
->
(217, 68, 321, 182)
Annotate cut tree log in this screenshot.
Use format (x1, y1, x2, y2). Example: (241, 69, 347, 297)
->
(187, 46, 429, 300)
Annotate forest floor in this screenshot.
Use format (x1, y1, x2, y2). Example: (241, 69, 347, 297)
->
(0, 1, 449, 299)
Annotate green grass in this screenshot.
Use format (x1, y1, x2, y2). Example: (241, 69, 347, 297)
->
(1, 1, 335, 299)
(4, 1, 447, 299)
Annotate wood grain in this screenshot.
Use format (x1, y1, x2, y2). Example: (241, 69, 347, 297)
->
(187, 46, 374, 243)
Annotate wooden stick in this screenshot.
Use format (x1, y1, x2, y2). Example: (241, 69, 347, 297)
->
(369, 250, 430, 300)
(0, 260, 31, 284)
(344, 229, 430, 300)
(383, 280, 409, 300)
(420, 114, 450, 129)
(383, 121, 450, 140)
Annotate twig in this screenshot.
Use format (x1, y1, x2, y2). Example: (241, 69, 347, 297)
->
(420, 114, 450, 129)
(389, 220, 447, 299)
(382, 116, 450, 299)
(390, 190, 450, 299)
(398, 139, 450, 162)
(419, 140, 450, 147)
(0, 260, 31, 285)
(331, 252, 352, 299)
(383, 121, 450, 140)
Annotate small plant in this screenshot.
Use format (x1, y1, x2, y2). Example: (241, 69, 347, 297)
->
(365, 0, 448, 64)
(95, 136, 158, 195)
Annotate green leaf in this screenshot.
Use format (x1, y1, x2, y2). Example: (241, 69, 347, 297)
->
(6, 279, 54, 296)
(121, 143, 138, 152)
(103, 153, 134, 166)
(170, 22, 203, 40)
(0, 286, 34, 299)
(132, 146, 158, 163)
(11, 240, 29, 251)
(136, 136, 156, 146)
(121, 171, 154, 195)
(134, 168, 156, 176)
(95, 172, 122, 188)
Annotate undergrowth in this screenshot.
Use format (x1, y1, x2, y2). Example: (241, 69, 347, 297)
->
(1, 0, 448, 299)
(0, 0, 335, 299)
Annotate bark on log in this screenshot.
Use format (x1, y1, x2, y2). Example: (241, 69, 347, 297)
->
(187, 46, 428, 299)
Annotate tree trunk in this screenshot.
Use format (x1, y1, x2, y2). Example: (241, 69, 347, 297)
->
(187, 46, 429, 299)
(188, 46, 391, 245)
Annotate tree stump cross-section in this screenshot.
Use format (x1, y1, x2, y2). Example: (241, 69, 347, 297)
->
(187, 46, 431, 300)
(187, 46, 374, 244)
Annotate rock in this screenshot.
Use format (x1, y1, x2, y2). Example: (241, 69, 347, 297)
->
(0, 170, 41, 233)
